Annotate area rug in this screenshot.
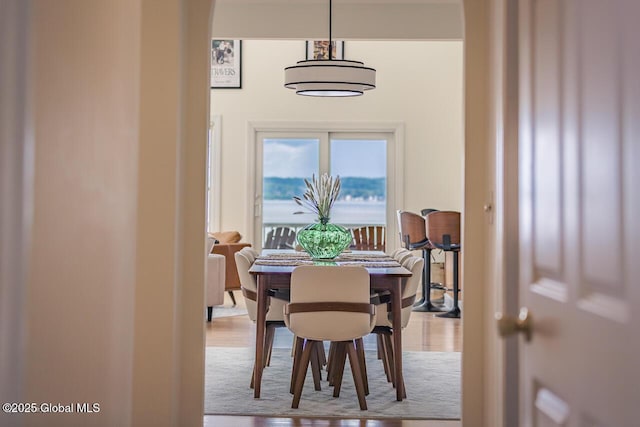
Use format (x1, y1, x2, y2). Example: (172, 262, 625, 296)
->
(204, 346, 460, 419)
(210, 305, 248, 319)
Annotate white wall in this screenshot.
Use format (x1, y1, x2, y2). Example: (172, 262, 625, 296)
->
(211, 0, 463, 40)
(1, 1, 212, 426)
(24, 1, 140, 425)
(211, 40, 464, 242)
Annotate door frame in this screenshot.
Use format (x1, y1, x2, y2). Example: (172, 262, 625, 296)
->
(470, 0, 522, 425)
(489, 0, 522, 426)
(0, 0, 31, 413)
(2, 0, 502, 425)
(202, 1, 499, 425)
(457, 0, 502, 425)
(208, 115, 222, 232)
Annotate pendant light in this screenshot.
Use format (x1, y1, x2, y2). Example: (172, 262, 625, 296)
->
(284, 0, 376, 97)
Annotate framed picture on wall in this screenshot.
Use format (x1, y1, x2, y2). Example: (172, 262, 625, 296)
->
(306, 40, 344, 60)
(211, 40, 242, 88)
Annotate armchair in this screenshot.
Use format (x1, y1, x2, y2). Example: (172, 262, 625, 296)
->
(206, 237, 225, 321)
(209, 231, 251, 305)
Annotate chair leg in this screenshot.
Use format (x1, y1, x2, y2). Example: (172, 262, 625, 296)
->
(318, 341, 327, 366)
(346, 340, 368, 410)
(331, 342, 348, 397)
(355, 338, 369, 396)
(250, 354, 259, 389)
(310, 342, 322, 391)
(290, 336, 305, 394)
(292, 338, 314, 409)
(265, 326, 275, 367)
(326, 341, 336, 384)
(382, 332, 406, 398)
(376, 333, 383, 360)
(207, 306, 213, 322)
(375, 331, 391, 383)
(291, 334, 297, 357)
(251, 326, 275, 389)
(228, 291, 236, 306)
(375, 332, 393, 383)
(382, 333, 395, 386)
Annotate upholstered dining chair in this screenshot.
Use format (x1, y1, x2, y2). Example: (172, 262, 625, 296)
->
(372, 255, 424, 394)
(424, 210, 461, 318)
(359, 247, 414, 363)
(285, 265, 376, 410)
(397, 210, 443, 312)
(370, 248, 410, 307)
(374, 249, 410, 302)
(239, 245, 260, 263)
(234, 248, 287, 386)
(394, 249, 413, 265)
(389, 247, 408, 260)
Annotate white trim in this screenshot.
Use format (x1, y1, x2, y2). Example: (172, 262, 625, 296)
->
(393, 124, 405, 253)
(488, 1, 522, 426)
(253, 130, 326, 246)
(461, 1, 492, 425)
(208, 115, 222, 232)
(246, 122, 257, 244)
(0, 0, 32, 419)
(248, 120, 405, 134)
(247, 121, 404, 250)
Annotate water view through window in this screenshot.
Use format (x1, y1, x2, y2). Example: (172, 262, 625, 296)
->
(262, 137, 387, 230)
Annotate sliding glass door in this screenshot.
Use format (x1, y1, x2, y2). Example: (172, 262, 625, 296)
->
(329, 137, 386, 225)
(255, 131, 391, 248)
(258, 135, 323, 240)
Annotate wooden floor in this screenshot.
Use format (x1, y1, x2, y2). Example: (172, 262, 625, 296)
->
(204, 292, 462, 427)
(203, 416, 460, 427)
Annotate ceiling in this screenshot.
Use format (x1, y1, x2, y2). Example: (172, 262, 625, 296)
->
(211, 0, 463, 40)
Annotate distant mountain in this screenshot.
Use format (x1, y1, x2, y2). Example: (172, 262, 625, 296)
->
(264, 177, 386, 200)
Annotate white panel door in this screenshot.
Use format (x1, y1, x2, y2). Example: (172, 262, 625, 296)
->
(518, 0, 640, 426)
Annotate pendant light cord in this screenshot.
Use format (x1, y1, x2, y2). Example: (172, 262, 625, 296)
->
(329, 0, 333, 60)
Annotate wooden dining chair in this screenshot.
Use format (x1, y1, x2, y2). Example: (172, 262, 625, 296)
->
(350, 225, 386, 251)
(264, 226, 297, 249)
(285, 265, 376, 410)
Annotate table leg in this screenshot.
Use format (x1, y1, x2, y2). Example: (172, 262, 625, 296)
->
(391, 277, 405, 401)
(254, 276, 268, 398)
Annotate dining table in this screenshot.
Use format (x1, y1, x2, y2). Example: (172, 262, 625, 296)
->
(248, 250, 412, 401)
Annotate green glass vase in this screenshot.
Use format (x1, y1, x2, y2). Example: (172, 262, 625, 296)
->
(296, 220, 352, 260)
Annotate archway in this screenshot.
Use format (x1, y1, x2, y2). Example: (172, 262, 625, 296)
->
(183, 0, 493, 424)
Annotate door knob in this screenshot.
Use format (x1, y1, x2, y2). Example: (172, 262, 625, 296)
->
(495, 307, 533, 342)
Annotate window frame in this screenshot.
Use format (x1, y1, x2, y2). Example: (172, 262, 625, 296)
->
(246, 121, 405, 251)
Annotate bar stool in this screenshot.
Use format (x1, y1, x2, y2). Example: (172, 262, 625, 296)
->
(396, 210, 444, 312)
(425, 211, 461, 318)
(421, 208, 438, 217)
